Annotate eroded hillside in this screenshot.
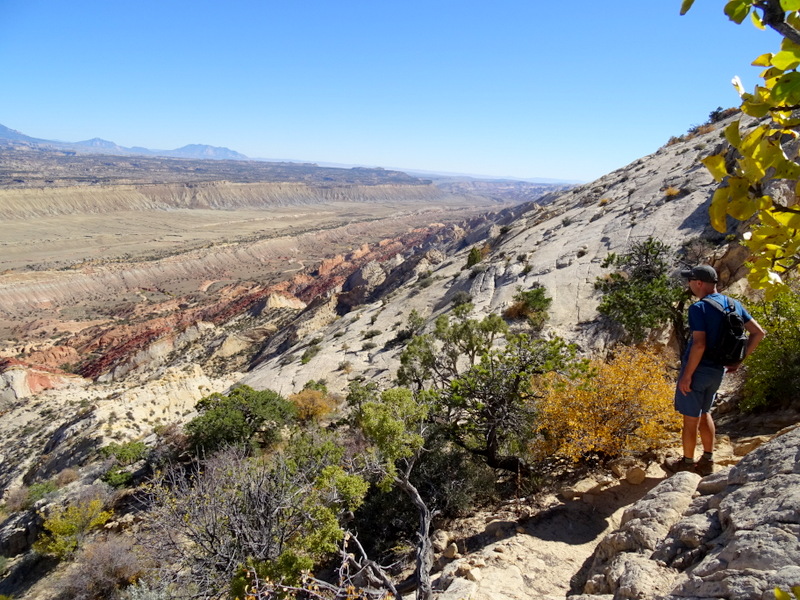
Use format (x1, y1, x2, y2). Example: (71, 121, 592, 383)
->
(0, 113, 750, 495)
(2, 115, 798, 600)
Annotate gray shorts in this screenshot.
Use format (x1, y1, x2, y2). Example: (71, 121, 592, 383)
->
(674, 364, 725, 417)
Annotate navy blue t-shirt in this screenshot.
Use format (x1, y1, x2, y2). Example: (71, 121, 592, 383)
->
(682, 293, 753, 368)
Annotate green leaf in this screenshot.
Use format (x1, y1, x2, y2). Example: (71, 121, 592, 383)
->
(710, 187, 732, 232)
(772, 50, 800, 70)
(725, 0, 752, 24)
(780, 0, 800, 11)
(772, 71, 800, 104)
(680, 0, 696, 15)
(772, 41, 800, 69)
(724, 120, 742, 147)
(702, 154, 729, 181)
(752, 53, 773, 66)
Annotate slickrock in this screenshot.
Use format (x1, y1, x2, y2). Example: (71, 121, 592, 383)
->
(433, 427, 799, 600)
(579, 424, 800, 600)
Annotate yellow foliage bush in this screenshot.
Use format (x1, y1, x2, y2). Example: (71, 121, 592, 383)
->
(532, 346, 681, 462)
(289, 389, 336, 423)
(33, 499, 113, 560)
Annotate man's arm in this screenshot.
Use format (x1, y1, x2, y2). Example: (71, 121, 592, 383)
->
(727, 318, 766, 373)
(679, 330, 706, 394)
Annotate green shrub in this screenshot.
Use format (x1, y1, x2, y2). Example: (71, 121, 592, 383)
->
(418, 275, 434, 288)
(144, 438, 366, 599)
(741, 287, 800, 412)
(184, 385, 296, 454)
(466, 246, 484, 268)
(451, 290, 473, 307)
(303, 379, 328, 393)
(300, 344, 320, 364)
(384, 308, 427, 351)
(352, 431, 495, 559)
(594, 237, 685, 345)
(5, 480, 61, 512)
(101, 466, 134, 489)
(27, 481, 58, 506)
(100, 440, 148, 465)
(502, 285, 552, 331)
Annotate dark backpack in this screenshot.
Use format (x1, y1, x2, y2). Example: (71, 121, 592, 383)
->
(702, 296, 748, 366)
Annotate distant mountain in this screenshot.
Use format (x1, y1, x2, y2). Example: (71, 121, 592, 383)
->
(0, 124, 47, 144)
(165, 144, 248, 160)
(74, 137, 130, 153)
(0, 124, 250, 161)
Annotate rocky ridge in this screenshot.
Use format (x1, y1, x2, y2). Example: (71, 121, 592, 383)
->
(241, 114, 753, 396)
(0, 181, 452, 219)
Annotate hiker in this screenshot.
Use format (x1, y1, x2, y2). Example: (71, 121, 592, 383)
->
(669, 264, 765, 475)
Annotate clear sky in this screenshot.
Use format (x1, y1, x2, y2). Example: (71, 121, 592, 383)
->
(0, 1, 783, 182)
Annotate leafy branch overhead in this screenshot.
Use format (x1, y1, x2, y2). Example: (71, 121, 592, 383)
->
(682, 0, 800, 295)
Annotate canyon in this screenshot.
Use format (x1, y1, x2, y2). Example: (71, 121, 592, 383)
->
(0, 117, 798, 600)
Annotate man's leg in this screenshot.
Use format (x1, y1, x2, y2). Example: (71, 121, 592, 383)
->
(682, 415, 701, 461)
(699, 412, 715, 454)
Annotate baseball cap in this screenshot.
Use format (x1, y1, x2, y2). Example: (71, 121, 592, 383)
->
(680, 264, 718, 283)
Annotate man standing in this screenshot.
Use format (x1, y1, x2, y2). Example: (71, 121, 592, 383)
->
(669, 264, 765, 475)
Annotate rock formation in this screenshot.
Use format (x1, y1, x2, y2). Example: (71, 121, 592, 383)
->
(576, 424, 800, 600)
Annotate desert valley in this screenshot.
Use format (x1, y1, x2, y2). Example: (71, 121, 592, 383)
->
(0, 119, 798, 600)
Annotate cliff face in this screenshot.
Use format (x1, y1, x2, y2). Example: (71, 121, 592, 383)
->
(0, 181, 458, 219)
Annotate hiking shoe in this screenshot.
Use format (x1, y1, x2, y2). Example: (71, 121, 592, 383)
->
(664, 458, 696, 474)
(695, 456, 715, 476)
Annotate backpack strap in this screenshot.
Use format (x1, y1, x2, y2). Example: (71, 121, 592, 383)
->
(702, 295, 735, 314)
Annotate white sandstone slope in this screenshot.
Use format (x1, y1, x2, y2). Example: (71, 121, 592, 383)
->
(241, 115, 748, 397)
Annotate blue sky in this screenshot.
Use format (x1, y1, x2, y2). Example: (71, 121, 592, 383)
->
(0, 1, 782, 182)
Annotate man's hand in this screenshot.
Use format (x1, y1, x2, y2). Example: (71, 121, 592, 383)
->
(679, 372, 693, 395)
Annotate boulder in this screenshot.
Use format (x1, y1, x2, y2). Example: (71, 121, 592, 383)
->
(0, 510, 43, 557)
(578, 426, 800, 599)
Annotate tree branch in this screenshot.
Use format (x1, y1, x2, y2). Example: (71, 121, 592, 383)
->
(756, 0, 800, 47)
